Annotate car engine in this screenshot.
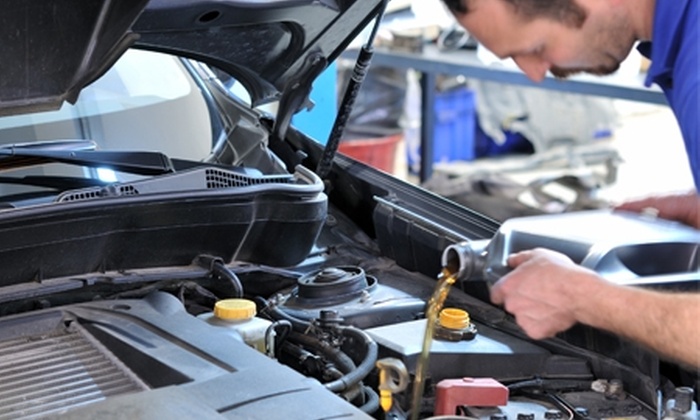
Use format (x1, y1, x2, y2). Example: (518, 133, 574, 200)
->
(0, 187, 697, 419)
(0, 2, 696, 415)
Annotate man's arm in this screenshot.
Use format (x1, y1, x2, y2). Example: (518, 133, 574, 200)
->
(576, 279, 700, 368)
(614, 190, 700, 229)
(491, 248, 700, 368)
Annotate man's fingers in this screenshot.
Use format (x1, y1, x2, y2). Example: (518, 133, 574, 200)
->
(506, 250, 535, 267)
(492, 250, 537, 305)
(490, 281, 505, 305)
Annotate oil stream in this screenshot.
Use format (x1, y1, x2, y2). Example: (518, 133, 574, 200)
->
(409, 267, 458, 420)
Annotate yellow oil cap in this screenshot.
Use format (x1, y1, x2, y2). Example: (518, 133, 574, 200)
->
(439, 308, 470, 330)
(214, 298, 256, 321)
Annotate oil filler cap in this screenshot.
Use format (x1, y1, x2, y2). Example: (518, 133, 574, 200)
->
(435, 307, 477, 341)
(439, 308, 470, 329)
(214, 298, 256, 320)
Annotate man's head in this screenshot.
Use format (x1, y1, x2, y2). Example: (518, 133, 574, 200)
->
(443, 0, 640, 81)
(443, 0, 587, 27)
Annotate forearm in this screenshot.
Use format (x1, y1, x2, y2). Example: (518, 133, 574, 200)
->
(614, 191, 700, 229)
(574, 282, 700, 368)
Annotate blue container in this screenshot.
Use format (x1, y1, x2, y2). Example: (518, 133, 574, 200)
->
(407, 87, 477, 172)
(475, 125, 534, 158)
(432, 87, 476, 163)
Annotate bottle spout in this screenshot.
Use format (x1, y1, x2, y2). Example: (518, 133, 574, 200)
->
(441, 239, 490, 281)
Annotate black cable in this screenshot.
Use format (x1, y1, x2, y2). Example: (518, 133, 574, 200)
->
(194, 255, 244, 298)
(507, 378, 593, 393)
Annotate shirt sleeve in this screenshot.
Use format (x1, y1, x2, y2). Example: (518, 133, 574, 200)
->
(672, 7, 700, 190)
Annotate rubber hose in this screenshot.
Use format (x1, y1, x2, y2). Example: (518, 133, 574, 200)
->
(287, 328, 376, 393)
(255, 297, 312, 332)
(211, 261, 244, 298)
(341, 383, 364, 404)
(288, 331, 357, 374)
(358, 386, 380, 414)
(324, 326, 378, 393)
(280, 333, 362, 401)
(259, 300, 378, 393)
(266, 320, 292, 358)
(290, 333, 366, 401)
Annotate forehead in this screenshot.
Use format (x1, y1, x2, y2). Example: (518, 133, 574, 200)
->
(454, 0, 567, 58)
(456, 0, 532, 55)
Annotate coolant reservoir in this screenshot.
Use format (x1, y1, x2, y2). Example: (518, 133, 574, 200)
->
(198, 298, 272, 353)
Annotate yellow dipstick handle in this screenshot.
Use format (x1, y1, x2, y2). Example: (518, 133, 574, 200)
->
(379, 370, 392, 412)
(376, 358, 410, 413)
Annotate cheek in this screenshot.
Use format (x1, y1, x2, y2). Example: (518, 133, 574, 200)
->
(544, 43, 590, 67)
(540, 26, 592, 66)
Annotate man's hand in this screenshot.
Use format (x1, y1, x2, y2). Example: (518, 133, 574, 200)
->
(490, 248, 603, 339)
(614, 190, 700, 229)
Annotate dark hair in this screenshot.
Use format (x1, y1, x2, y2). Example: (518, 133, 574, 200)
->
(443, 0, 468, 14)
(443, 0, 587, 28)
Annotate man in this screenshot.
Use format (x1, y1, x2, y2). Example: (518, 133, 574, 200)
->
(441, 0, 699, 368)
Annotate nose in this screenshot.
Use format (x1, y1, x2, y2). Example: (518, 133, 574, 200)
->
(512, 55, 549, 82)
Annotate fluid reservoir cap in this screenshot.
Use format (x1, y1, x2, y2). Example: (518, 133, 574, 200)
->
(214, 298, 256, 320)
(439, 308, 470, 330)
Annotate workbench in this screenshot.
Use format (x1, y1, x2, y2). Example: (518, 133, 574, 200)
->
(355, 44, 667, 182)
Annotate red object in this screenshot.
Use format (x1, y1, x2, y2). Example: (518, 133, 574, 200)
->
(434, 377, 509, 415)
(337, 134, 402, 173)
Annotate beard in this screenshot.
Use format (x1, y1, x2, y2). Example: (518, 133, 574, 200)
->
(548, 26, 630, 80)
(549, 61, 621, 78)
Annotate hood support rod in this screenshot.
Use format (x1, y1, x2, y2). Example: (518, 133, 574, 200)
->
(315, 0, 389, 181)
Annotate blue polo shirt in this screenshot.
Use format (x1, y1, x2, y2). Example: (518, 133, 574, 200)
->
(637, 0, 699, 189)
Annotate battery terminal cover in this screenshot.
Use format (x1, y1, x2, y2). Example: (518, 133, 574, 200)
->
(434, 377, 509, 415)
(435, 307, 477, 341)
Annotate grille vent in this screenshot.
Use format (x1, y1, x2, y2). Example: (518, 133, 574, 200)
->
(0, 325, 147, 419)
(118, 185, 139, 196)
(56, 168, 293, 203)
(204, 168, 291, 189)
(58, 189, 102, 202)
(58, 184, 140, 203)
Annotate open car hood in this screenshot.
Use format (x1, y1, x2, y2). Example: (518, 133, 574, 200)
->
(0, 0, 385, 116)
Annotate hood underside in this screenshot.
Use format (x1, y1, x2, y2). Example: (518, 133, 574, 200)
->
(0, 0, 384, 116)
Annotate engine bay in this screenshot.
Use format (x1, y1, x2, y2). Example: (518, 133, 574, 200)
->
(0, 198, 696, 420)
(1, 0, 696, 418)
